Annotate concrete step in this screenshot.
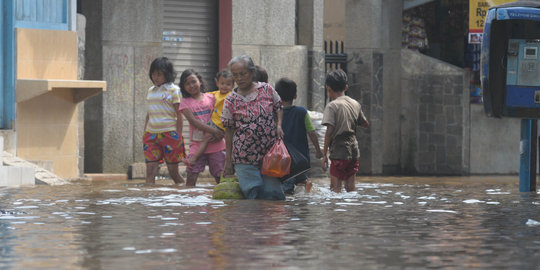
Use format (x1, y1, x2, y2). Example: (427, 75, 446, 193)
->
(129, 162, 213, 180)
(84, 173, 128, 181)
(128, 162, 327, 180)
(2, 151, 69, 186)
(0, 166, 35, 186)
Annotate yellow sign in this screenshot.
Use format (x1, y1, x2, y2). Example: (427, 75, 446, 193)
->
(469, 0, 516, 32)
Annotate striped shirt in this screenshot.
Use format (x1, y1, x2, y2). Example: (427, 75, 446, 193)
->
(146, 82, 181, 133)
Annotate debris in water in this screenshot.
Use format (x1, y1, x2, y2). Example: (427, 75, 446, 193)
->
(526, 219, 540, 226)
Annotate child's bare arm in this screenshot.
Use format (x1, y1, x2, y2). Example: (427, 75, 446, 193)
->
(308, 130, 323, 158)
(360, 119, 370, 128)
(276, 110, 284, 139)
(321, 124, 335, 170)
(357, 110, 370, 128)
(181, 108, 224, 139)
(174, 103, 183, 134)
(223, 128, 235, 176)
(144, 113, 149, 131)
(189, 135, 210, 165)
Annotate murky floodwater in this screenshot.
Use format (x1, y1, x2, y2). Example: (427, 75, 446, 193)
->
(1, 176, 540, 269)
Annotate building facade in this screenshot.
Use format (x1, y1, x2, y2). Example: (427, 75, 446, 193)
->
(80, 0, 326, 174)
(1, 0, 522, 178)
(78, 0, 521, 176)
(1, 0, 105, 180)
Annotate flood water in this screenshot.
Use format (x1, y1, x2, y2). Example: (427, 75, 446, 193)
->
(1, 176, 540, 269)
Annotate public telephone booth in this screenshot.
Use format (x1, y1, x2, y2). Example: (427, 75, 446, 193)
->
(481, 1, 540, 191)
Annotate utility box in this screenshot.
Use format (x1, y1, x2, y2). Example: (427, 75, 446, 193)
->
(481, 2, 540, 118)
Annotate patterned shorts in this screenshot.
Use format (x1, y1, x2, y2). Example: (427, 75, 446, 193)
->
(143, 131, 186, 164)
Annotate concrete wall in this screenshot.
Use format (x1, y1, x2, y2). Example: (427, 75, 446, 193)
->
(15, 28, 101, 178)
(401, 49, 470, 175)
(469, 105, 520, 174)
(344, 0, 402, 175)
(298, 0, 325, 111)
(324, 0, 521, 175)
(81, 0, 162, 173)
(231, 0, 312, 108)
(232, 45, 309, 106)
(400, 51, 521, 175)
(323, 0, 345, 42)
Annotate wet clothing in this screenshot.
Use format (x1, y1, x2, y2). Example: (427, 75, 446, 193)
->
(330, 159, 359, 180)
(321, 95, 367, 160)
(144, 82, 185, 164)
(145, 82, 182, 133)
(179, 93, 226, 155)
(186, 150, 225, 178)
(208, 90, 230, 131)
(281, 105, 315, 194)
(235, 164, 285, 200)
(282, 105, 314, 163)
(143, 131, 186, 164)
(221, 82, 282, 166)
(221, 82, 284, 200)
(180, 93, 226, 179)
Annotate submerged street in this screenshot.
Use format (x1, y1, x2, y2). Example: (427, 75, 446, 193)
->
(1, 176, 539, 269)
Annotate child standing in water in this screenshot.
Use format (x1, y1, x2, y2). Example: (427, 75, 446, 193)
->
(275, 77, 323, 194)
(143, 57, 186, 184)
(179, 69, 225, 186)
(184, 69, 234, 167)
(321, 69, 369, 193)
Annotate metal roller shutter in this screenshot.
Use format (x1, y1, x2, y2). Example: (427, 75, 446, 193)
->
(162, 0, 218, 91)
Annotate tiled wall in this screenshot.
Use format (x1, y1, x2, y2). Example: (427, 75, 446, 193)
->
(16, 28, 81, 178)
(16, 28, 77, 80)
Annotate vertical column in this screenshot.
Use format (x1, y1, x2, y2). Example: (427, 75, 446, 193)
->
(82, 0, 162, 173)
(344, 0, 382, 174)
(344, 0, 402, 175)
(219, 0, 232, 69)
(81, 0, 104, 173)
(520, 119, 537, 192)
(298, 0, 325, 111)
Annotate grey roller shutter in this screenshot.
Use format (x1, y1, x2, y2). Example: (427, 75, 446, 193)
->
(162, 0, 219, 91)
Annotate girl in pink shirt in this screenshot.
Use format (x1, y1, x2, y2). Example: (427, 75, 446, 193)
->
(178, 69, 225, 186)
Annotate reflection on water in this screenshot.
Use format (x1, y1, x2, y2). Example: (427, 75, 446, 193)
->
(1, 177, 540, 269)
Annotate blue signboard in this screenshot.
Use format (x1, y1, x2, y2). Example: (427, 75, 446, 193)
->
(496, 7, 540, 21)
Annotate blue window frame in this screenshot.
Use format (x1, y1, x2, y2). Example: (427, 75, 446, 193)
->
(14, 0, 69, 31)
(0, 0, 70, 129)
(1, 1, 16, 129)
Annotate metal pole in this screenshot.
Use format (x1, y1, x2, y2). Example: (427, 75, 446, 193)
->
(531, 119, 537, 191)
(519, 119, 537, 192)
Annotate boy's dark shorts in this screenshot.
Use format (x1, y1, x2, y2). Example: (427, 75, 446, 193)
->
(330, 159, 359, 180)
